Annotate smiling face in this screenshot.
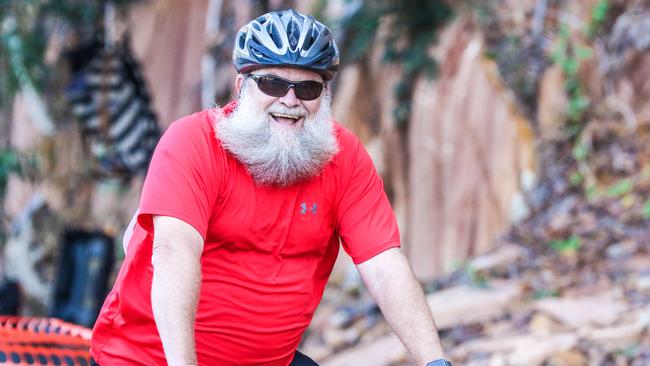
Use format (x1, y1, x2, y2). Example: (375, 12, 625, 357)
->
(235, 67, 325, 129)
(216, 67, 339, 187)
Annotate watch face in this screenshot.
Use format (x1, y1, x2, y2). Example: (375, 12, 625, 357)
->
(426, 360, 452, 366)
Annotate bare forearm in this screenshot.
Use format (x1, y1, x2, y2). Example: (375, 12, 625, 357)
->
(151, 216, 204, 366)
(358, 248, 445, 366)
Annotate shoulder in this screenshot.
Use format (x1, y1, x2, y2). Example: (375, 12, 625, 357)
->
(165, 109, 217, 141)
(157, 109, 226, 154)
(332, 121, 363, 158)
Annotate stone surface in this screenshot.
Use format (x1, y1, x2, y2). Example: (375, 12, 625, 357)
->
(507, 333, 579, 366)
(407, 15, 536, 278)
(547, 350, 588, 366)
(537, 65, 569, 140)
(451, 334, 536, 358)
(529, 313, 563, 335)
(128, 0, 210, 127)
(534, 295, 627, 328)
(427, 282, 523, 329)
(469, 244, 527, 272)
(320, 333, 407, 366)
(581, 307, 650, 351)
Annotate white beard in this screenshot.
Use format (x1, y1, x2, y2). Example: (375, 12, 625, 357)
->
(215, 86, 339, 187)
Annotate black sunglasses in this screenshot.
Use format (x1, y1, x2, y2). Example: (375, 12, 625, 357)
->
(246, 74, 325, 101)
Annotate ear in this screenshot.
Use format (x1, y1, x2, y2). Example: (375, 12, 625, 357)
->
(235, 74, 246, 97)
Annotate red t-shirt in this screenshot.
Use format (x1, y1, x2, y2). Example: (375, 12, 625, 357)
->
(91, 102, 400, 365)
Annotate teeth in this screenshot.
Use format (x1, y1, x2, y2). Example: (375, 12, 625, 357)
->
(271, 113, 301, 120)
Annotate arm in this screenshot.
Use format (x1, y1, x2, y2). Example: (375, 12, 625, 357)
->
(151, 215, 204, 366)
(357, 247, 446, 366)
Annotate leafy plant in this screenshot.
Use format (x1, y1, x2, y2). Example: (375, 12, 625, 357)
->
(340, 0, 453, 126)
(456, 263, 490, 288)
(587, 0, 610, 38)
(569, 171, 584, 186)
(550, 23, 592, 135)
(606, 179, 633, 198)
(572, 143, 589, 161)
(0, 1, 136, 108)
(549, 234, 581, 253)
(0, 149, 19, 195)
(532, 287, 560, 299)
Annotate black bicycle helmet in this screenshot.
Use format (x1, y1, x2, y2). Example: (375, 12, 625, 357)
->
(233, 9, 339, 80)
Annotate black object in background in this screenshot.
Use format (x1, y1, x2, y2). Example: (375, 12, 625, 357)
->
(0, 279, 20, 315)
(50, 230, 114, 328)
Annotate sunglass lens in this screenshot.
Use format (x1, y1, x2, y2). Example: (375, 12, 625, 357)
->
(252, 75, 324, 100)
(294, 81, 323, 101)
(257, 76, 290, 97)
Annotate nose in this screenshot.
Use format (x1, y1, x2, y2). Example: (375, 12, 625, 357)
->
(278, 86, 300, 107)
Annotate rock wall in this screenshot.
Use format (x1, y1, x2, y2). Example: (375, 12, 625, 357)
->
(332, 16, 536, 279)
(407, 18, 536, 278)
(127, 0, 209, 127)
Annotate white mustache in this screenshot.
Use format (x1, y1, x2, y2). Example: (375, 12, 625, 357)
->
(267, 105, 308, 119)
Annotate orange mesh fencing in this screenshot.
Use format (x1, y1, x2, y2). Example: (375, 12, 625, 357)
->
(0, 316, 91, 365)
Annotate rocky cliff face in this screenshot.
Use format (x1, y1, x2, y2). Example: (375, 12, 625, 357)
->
(331, 14, 536, 279)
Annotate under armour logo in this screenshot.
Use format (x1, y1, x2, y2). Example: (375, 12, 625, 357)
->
(300, 202, 317, 215)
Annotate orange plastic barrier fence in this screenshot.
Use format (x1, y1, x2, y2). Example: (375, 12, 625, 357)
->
(0, 316, 91, 365)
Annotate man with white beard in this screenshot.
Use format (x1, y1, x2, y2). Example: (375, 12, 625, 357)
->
(91, 9, 452, 366)
(216, 70, 339, 187)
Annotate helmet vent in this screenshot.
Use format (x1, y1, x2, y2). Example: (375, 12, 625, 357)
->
(287, 20, 300, 50)
(303, 28, 316, 50)
(267, 22, 282, 48)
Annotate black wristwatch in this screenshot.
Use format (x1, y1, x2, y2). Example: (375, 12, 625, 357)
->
(426, 360, 453, 366)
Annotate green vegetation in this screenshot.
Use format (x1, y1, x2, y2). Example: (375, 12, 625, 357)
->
(550, 23, 592, 136)
(569, 171, 584, 186)
(572, 143, 589, 161)
(587, 0, 610, 38)
(532, 288, 560, 299)
(0, 0, 135, 107)
(605, 179, 633, 198)
(547, 0, 609, 138)
(549, 234, 581, 253)
(0, 149, 19, 244)
(0, 149, 19, 197)
(341, 0, 453, 126)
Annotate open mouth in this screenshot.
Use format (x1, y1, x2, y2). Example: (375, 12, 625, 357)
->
(270, 112, 304, 127)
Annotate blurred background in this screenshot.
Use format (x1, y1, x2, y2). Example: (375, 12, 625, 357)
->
(0, 0, 649, 365)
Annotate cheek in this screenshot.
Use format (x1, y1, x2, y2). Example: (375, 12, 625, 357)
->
(259, 96, 278, 111)
(304, 100, 322, 115)
(246, 88, 277, 110)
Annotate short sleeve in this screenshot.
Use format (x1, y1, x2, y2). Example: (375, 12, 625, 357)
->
(137, 116, 218, 240)
(337, 138, 400, 264)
